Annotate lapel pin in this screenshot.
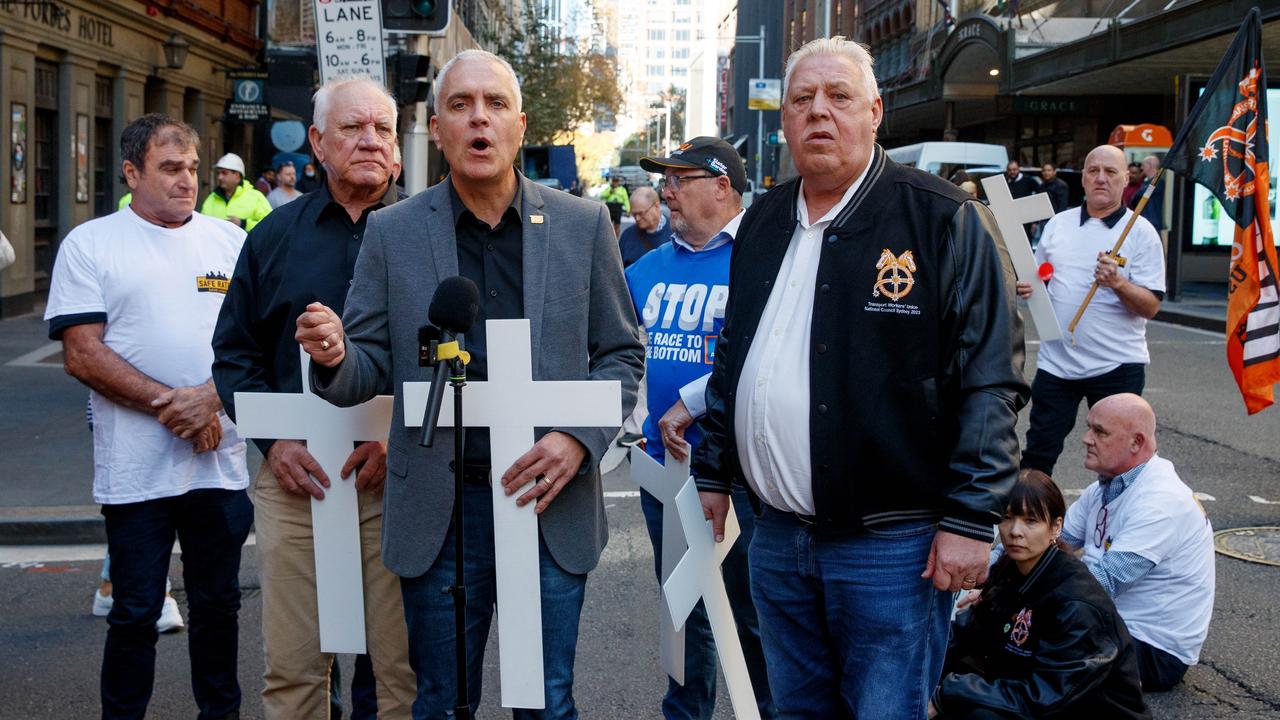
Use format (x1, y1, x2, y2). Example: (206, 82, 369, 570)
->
(529, 214, 544, 224)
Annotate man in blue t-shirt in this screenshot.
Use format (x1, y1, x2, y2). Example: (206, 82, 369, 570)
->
(619, 186, 673, 267)
(626, 136, 776, 719)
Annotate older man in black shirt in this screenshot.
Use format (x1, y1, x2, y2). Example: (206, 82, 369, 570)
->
(212, 77, 414, 719)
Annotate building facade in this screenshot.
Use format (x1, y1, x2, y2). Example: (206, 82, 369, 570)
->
(778, 0, 1280, 292)
(0, 0, 261, 318)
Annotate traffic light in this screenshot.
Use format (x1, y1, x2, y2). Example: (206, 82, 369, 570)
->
(382, 0, 450, 35)
(388, 53, 432, 105)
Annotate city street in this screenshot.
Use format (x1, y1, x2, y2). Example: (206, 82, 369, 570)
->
(2, 311, 1279, 718)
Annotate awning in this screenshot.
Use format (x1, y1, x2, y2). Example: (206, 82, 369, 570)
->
(1108, 124, 1174, 148)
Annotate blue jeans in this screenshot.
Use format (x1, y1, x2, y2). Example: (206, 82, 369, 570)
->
(400, 483, 587, 719)
(99, 489, 253, 720)
(748, 506, 951, 720)
(640, 485, 776, 720)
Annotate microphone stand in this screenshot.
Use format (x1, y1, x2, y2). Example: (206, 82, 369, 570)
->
(445, 351, 470, 720)
(418, 328, 472, 719)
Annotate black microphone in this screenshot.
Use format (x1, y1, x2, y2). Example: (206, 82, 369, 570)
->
(420, 277, 480, 447)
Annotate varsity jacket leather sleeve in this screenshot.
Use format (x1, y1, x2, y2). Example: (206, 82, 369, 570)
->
(692, 146, 1029, 541)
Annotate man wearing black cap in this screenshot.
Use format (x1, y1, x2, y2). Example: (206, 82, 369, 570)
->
(625, 136, 775, 719)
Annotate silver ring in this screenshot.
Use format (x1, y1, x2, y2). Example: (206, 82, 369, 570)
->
(538, 474, 552, 487)
(321, 339, 331, 350)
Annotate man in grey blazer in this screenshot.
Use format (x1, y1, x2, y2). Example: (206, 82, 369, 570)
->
(296, 50, 644, 718)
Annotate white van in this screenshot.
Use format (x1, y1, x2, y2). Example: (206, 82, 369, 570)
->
(885, 142, 1009, 181)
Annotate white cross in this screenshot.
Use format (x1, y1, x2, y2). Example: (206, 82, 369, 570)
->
(980, 175, 1063, 342)
(628, 447, 691, 685)
(402, 318, 622, 709)
(233, 348, 394, 654)
(663, 480, 761, 720)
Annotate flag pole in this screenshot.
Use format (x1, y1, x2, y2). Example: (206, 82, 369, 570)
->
(1066, 167, 1167, 339)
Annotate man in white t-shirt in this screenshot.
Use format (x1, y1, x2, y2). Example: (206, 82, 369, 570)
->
(1059, 393, 1214, 692)
(1016, 144, 1166, 476)
(45, 114, 251, 720)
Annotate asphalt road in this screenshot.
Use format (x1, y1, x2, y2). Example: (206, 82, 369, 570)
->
(2, 316, 1279, 718)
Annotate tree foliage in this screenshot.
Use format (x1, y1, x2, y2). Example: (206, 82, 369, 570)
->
(489, 3, 625, 145)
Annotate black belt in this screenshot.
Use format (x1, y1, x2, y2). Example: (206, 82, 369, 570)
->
(448, 461, 491, 486)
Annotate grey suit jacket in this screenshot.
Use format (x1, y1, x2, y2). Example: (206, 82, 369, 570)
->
(312, 175, 644, 578)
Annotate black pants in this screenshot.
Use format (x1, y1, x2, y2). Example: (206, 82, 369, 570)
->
(1135, 638, 1190, 691)
(100, 489, 253, 720)
(1022, 364, 1146, 476)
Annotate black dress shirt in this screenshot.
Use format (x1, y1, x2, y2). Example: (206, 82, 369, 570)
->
(448, 179, 525, 469)
(212, 181, 403, 455)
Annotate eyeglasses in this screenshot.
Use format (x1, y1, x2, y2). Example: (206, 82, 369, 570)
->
(1093, 506, 1109, 549)
(659, 174, 719, 192)
(631, 203, 658, 218)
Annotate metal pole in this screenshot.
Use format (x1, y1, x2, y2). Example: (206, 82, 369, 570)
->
(664, 101, 672, 153)
(756, 23, 765, 189)
(819, 0, 831, 37)
(405, 100, 430, 194)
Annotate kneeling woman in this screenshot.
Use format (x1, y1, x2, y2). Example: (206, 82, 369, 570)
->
(929, 471, 1149, 719)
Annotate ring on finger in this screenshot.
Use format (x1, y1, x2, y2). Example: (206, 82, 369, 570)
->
(321, 339, 331, 350)
(537, 473, 552, 487)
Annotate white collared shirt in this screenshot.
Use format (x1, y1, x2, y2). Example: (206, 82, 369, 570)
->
(733, 170, 869, 514)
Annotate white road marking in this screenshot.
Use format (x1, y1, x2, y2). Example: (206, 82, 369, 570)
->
(1248, 495, 1280, 505)
(0, 533, 257, 566)
(604, 490, 640, 498)
(4, 342, 63, 368)
(1194, 492, 1217, 502)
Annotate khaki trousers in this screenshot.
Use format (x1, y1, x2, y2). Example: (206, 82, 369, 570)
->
(254, 464, 414, 719)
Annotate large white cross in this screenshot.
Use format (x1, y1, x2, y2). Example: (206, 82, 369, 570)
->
(402, 318, 622, 709)
(628, 447, 691, 684)
(980, 175, 1063, 342)
(663, 480, 761, 720)
(233, 348, 394, 654)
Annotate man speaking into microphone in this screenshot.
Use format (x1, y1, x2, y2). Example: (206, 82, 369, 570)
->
(295, 51, 644, 718)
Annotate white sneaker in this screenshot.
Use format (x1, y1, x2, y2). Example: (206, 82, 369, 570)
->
(157, 596, 185, 633)
(92, 591, 113, 617)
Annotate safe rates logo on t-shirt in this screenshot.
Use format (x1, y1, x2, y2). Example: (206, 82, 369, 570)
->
(640, 282, 729, 365)
(196, 271, 231, 294)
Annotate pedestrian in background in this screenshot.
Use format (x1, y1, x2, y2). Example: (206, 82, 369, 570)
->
(601, 174, 631, 237)
(617, 186, 672, 268)
(201, 153, 272, 231)
(266, 161, 304, 208)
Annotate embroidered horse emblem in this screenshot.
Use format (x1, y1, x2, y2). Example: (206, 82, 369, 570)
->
(1009, 607, 1033, 647)
(873, 249, 916, 302)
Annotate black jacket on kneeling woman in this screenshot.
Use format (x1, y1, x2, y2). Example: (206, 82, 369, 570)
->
(934, 544, 1150, 719)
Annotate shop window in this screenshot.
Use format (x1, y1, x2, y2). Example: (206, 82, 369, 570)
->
(33, 61, 58, 291)
(94, 76, 114, 218)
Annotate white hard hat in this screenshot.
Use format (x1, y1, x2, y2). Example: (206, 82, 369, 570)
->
(214, 153, 246, 176)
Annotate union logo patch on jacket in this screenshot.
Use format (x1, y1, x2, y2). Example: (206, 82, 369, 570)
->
(864, 248, 922, 316)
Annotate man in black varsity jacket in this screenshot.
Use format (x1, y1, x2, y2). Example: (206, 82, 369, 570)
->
(690, 37, 1030, 719)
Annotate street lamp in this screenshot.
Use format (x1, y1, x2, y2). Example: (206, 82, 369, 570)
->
(162, 32, 190, 71)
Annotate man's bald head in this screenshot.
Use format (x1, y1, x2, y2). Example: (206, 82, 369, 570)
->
(631, 186, 658, 206)
(1083, 393, 1158, 476)
(630, 186, 662, 233)
(1083, 144, 1129, 216)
